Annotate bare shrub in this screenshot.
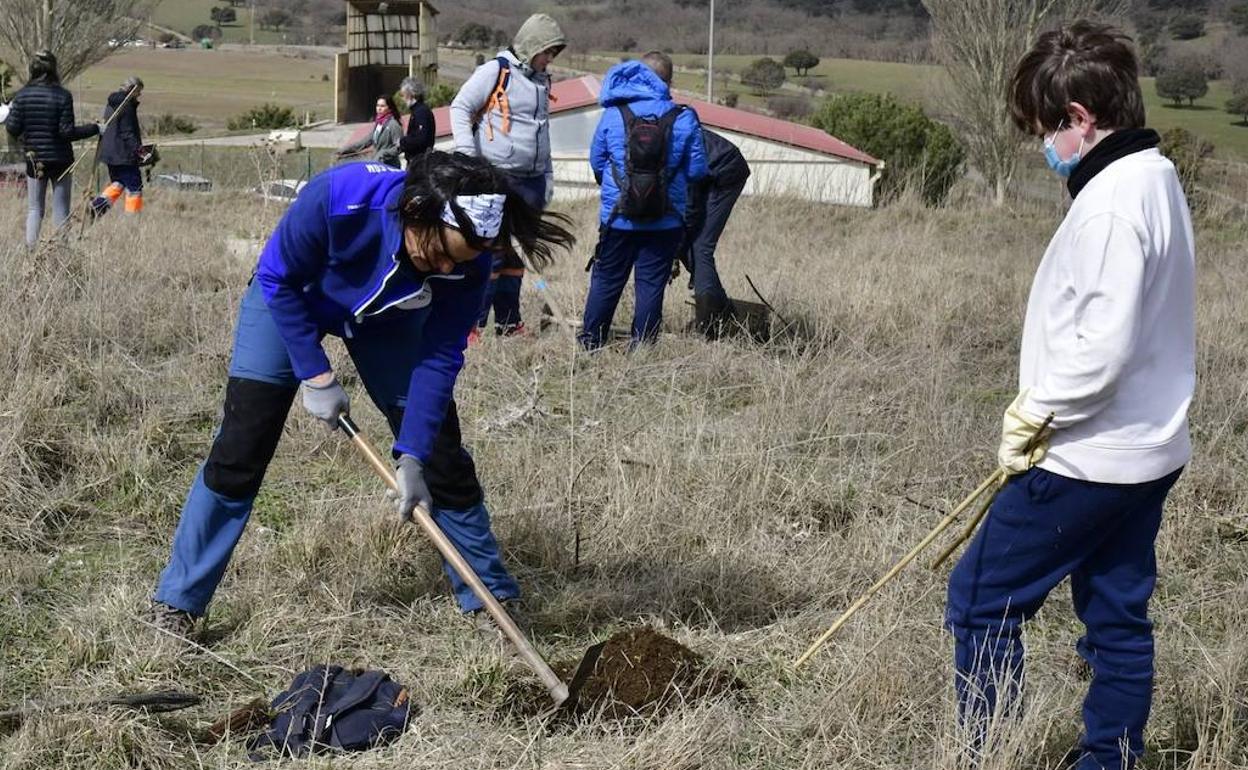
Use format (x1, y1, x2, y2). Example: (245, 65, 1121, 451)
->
(921, 0, 1126, 205)
(0, 0, 158, 82)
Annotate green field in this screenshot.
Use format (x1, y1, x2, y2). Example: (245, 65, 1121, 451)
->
(583, 51, 1248, 160)
(73, 47, 336, 131)
(149, 0, 290, 45)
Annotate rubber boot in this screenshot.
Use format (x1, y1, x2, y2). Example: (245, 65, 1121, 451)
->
(694, 293, 735, 340)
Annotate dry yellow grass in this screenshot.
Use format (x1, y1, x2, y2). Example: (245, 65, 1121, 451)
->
(0, 176, 1246, 769)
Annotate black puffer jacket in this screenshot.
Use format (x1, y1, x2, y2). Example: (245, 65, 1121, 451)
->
(99, 88, 142, 167)
(4, 77, 99, 167)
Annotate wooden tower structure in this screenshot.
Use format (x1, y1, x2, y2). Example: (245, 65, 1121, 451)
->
(334, 1, 439, 123)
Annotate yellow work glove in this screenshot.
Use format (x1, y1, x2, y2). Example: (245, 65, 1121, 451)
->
(997, 390, 1053, 475)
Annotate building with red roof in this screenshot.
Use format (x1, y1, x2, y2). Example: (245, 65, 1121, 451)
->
(341, 74, 884, 207)
(438, 74, 882, 207)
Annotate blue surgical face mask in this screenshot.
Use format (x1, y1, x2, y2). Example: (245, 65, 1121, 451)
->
(1043, 124, 1085, 178)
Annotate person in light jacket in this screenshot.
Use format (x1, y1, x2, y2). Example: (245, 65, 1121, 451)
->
(451, 13, 565, 336)
(946, 22, 1195, 770)
(337, 95, 403, 168)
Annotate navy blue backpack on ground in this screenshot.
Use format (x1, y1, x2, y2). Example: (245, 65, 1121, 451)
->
(248, 665, 413, 759)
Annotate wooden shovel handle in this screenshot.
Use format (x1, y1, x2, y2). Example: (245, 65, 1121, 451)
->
(337, 415, 568, 705)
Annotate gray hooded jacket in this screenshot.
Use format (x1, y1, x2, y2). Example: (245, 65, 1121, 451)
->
(450, 14, 564, 180)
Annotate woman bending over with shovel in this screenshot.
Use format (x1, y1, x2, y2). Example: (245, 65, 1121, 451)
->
(149, 152, 575, 637)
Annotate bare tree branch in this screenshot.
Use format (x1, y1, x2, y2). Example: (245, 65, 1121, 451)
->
(921, 0, 1126, 205)
(0, 0, 157, 84)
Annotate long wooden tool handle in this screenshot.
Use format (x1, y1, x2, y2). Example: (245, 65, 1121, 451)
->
(793, 412, 1057, 668)
(793, 468, 1005, 669)
(337, 415, 568, 705)
(928, 412, 1055, 571)
(58, 84, 141, 183)
(930, 480, 1000, 570)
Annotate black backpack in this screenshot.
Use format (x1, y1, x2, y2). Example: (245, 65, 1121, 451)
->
(609, 103, 683, 223)
(248, 665, 413, 759)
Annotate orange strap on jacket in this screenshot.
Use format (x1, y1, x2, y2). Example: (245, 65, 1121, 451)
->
(478, 59, 513, 143)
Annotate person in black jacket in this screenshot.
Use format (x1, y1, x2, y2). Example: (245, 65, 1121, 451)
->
(399, 77, 436, 164)
(90, 76, 144, 217)
(3, 50, 100, 247)
(677, 128, 750, 339)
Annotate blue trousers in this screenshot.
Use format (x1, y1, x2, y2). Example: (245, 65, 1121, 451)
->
(681, 179, 744, 305)
(579, 227, 681, 350)
(947, 466, 1182, 770)
(477, 258, 523, 331)
(155, 281, 519, 616)
(477, 174, 545, 331)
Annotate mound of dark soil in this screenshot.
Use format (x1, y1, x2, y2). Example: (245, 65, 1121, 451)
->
(503, 626, 746, 722)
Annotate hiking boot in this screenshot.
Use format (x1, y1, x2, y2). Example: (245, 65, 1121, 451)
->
(471, 599, 529, 644)
(87, 197, 111, 221)
(694, 294, 736, 340)
(496, 321, 527, 338)
(145, 600, 198, 638)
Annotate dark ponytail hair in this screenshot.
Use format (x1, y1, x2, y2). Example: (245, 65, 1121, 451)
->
(396, 151, 575, 271)
(29, 49, 59, 84)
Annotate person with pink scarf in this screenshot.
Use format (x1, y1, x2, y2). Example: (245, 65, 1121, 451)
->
(337, 95, 403, 168)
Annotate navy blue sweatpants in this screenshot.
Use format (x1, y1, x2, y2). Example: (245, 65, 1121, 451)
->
(579, 227, 681, 350)
(946, 466, 1182, 770)
(683, 179, 745, 305)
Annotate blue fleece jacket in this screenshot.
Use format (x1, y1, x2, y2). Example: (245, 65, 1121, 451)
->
(255, 161, 491, 462)
(590, 61, 708, 231)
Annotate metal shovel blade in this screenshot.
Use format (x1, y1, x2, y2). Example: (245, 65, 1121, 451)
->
(539, 640, 607, 719)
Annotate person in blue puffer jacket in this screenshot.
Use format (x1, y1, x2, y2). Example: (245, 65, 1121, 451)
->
(580, 52, 707, 350)
(148, 152, 575, 637)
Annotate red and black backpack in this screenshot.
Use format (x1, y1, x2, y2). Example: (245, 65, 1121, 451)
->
(607, 103, 683, 223)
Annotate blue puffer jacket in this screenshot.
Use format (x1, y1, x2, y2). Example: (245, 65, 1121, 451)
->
(255, 161, 491, 461)
(590, 61, 708, 231)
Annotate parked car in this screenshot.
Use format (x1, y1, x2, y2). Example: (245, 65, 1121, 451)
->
(153, 173, 213, 192)
(253, 178, 307, 203)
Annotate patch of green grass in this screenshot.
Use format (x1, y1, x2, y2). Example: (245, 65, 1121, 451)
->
(585, 50, 1248, 160)
(1144, 78, 1248, 159)
(74, 48, 335, 131)
(149, 0, 288, 44)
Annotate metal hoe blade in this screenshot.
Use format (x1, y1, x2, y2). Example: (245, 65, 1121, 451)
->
(540, 640, 607, 719)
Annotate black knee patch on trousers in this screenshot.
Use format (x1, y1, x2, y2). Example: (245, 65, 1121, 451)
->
(385, 399, 484, 510)
(203, 377, 297, 499)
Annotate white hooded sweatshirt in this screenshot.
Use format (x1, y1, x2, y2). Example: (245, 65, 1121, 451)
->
(1019, 146, 1196, 484)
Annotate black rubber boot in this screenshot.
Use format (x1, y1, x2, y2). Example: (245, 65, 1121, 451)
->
(694, 294, 735, 341)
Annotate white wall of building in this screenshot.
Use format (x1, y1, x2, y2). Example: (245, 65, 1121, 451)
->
(436, 105, 878, 208)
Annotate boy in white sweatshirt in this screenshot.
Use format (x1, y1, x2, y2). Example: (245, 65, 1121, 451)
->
(945, 22, 1196, 770)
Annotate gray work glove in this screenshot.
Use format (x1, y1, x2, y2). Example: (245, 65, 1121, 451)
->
(301, 376, 350, 427)
(392, 454, 432, 522)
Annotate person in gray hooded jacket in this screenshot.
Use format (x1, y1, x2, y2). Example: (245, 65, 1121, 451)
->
(451, 13, 565, 336)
